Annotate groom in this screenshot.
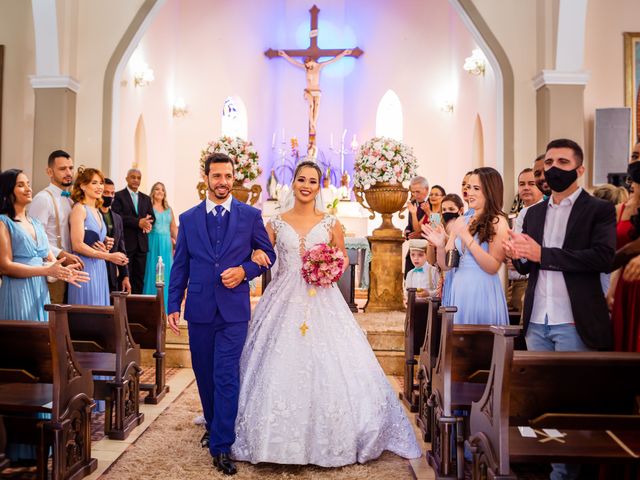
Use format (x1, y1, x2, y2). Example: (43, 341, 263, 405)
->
(168, 153, 276, 475)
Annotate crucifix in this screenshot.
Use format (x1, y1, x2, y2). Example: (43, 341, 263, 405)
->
(265, 5, 363, 159)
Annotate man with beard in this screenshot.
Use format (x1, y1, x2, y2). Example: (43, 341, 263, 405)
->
(533, 153, 552, 197)
(100, 178, 131, 293)
(29, 150, 84, 303)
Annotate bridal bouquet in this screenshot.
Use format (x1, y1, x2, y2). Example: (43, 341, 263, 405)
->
(200, 135, 261, 184)
(353, 136, 417, 189)
(301, 243, 345, 288)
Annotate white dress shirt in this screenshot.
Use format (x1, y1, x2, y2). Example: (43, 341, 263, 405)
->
(530, 187, 582, 325)
(405, 264, 439, 297)
(29, 183, 73, 257)
(205, 194, 233, 216)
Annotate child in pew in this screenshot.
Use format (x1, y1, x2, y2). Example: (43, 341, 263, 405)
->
(405, 239, 439, 300)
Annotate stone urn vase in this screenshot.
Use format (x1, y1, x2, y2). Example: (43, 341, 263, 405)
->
(231, 181, 262, 205)
(354, 182, 409, 236)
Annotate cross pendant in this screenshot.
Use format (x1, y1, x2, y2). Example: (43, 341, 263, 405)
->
(300, 321, 309, 336)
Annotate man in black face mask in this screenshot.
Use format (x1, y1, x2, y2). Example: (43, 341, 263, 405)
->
(505, 138, 616, 478)
(100, 178, 131, 293)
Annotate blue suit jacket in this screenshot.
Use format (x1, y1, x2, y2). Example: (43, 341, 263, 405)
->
(168, 198, 276, 324)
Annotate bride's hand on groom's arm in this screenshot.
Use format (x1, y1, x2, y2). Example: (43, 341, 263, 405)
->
(251, 249, 271, 268)
(167, 312, 181, 335)
(221, 266, 246, 289)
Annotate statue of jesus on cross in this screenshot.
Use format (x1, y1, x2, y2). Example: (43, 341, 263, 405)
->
(265, 5, 363, 158)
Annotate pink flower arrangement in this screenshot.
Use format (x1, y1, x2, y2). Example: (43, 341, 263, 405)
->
(301, 243, 345, 288)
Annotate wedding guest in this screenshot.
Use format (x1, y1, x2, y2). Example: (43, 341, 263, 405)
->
(0, 169, 87, 320)
(427, 185, 446, 223)
(29, 149, 84, 303)
(507, 167, 543, 312)
(404, 176, 429, 276)
(532, 153, 551, 197)
(100, 178, 131, 293)
(112, 168, 155, 293)
(461, 171, 473, 212)
(439, 167, 510, 325)
(404, 239, 439, 298)
(593, 184, 628, 206)
(609, 141, 640, 352)
(143, 181, 178, 309)
(68, 168, 128, 306)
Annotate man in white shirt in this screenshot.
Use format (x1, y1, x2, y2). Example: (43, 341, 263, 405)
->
(29, 150, 84, 302)
(505, 139, 616, 480)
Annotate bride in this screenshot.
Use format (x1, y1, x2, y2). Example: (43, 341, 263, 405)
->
(231, 161, 421, 467)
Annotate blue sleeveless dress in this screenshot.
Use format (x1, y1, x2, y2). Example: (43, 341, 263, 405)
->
(143, 208, 173, 310)
(448, 220, 509, 325)
(68, 206, 109, 306)
(0, 215, 50, 321)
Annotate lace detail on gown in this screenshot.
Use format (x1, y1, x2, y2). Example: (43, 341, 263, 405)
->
(232, 213, 421, 466)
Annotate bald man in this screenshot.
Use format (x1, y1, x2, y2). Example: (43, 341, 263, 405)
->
(112, 169, 155, 293)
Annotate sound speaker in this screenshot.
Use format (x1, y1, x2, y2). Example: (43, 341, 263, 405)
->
(593, 107, 631, 185)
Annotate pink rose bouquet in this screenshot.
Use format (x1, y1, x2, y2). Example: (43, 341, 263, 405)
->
(301, 243, 345, 288)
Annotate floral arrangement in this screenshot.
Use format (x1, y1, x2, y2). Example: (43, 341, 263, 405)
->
(301, 243, 345, 288)
(353, 137, 418, 189)
(200, 136, 262, 184)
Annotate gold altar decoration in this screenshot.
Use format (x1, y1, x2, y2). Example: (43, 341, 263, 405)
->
(353, 182, 409, 312)
(353, 182, 408, 236)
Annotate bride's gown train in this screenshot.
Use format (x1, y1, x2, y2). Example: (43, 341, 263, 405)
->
(231, 214, 422, 467)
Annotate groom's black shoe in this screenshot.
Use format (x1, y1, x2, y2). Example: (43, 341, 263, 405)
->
(213, 453, 237, 475)
(200, 430, 210, 449)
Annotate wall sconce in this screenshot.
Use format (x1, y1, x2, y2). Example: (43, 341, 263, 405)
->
(134, 63, 155, 87)
(463, 49, 486, 76)
(440, 101, 454, 114)
(172, 98, 188, 117)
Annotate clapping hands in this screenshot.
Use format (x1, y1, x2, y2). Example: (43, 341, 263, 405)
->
(421, 222, 447, 248)
(503, 230, 542, 263)
(139, 215, 154, 234)
(46, 258, 90, 288)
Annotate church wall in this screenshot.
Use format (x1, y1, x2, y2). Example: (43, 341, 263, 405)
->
(0, 0, 36, 174)
(470, 0, 540, 184)
(73, 0, 145, 172)
(583, 0, 640, 170)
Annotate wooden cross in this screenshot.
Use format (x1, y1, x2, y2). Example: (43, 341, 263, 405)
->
(265, 5, 363, 61)
(265, 5, 363, 154)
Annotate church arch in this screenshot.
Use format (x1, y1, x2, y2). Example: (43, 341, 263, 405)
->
(375, 90, 403, 141)
(471, 114, 485, 168)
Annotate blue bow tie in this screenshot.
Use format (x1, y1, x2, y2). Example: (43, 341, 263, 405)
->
(413, 267, 424, 273)
(61, 191, 71, 198)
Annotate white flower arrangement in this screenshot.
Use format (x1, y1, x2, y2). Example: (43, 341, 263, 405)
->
(200, 136, 262, 184)
(353, 137, 418, 189)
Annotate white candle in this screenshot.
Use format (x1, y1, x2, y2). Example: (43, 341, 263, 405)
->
(330, 133, 334, 149)
(281, 128, 285, 143)
(272, 132, 276, 148)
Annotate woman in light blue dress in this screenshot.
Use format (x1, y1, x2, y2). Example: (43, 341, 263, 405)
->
(440, 168, 509, 325)
(68, 168, 128, 307)
(143, 182, 177, 309)
(0, 169, 87, 320)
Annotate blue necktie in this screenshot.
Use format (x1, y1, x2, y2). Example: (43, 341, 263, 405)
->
(61, 190, 71, 198)
(215, 205, 224, 219)
(131, 191, 139, 214)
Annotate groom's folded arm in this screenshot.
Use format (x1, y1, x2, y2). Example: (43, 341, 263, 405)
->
(241, 214, 276, 281)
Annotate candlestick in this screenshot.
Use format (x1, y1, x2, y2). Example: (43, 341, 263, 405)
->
(271, 132, 276, 148)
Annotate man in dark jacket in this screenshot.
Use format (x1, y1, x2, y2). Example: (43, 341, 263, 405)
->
(100, 178, 130, 292)
(112, 169, 155, 293)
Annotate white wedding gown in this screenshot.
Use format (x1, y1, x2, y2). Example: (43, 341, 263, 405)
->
(231, 214, 422, 467)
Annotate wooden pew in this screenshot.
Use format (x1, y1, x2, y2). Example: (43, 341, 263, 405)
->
(66, 292, 144, 440)
(468, 327, 640, 480)
(399, 288, 430, 412)
(126, 283, 170, 404)
(416, 296, 442, 442)
(427, 307, 520, 480)
(0, 305, 97, 479)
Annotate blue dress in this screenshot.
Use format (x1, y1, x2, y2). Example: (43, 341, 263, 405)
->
(143, 208, 173, 310)
(68, 206, 109, 306)
(0, 215, 50, 321)
(441, 268, 456, 307)
(448, 220, 509, 325)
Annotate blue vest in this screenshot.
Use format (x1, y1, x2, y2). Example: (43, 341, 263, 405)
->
(205, 206, 230, 259)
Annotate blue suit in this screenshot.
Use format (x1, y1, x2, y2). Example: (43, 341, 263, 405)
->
(168, 198, 276, 455)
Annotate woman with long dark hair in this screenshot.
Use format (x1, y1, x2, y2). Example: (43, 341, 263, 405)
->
(0, 169, 87, 321)
(439, 167, 509, 324)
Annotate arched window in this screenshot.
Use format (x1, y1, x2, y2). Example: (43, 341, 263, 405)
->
(375, 90, 403, 140)
(221, 96, 248, 139)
